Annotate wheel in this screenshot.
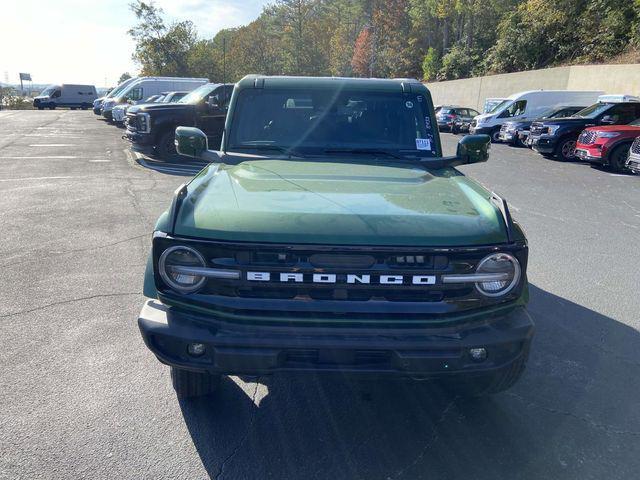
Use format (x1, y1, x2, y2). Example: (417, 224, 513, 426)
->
(81, 104, 89, 110)
(514, 134, 526, 148)
(170, 367, 221, 399)
(37, 107, 43, 110)
(70, 107, 77, 110)
(555, 137, 577, 161)
(490, 128, 501, 143)
(440, 354, 528, 397)
(607, 143, 631, 173)
(49, 105, 56, 110)
(156, 128, 177, 160)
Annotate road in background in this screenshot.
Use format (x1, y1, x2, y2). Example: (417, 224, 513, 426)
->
(1, 111, 639, 479)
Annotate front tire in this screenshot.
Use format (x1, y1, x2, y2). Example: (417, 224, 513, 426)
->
(607, 143, 631, 173)
(555, 137, 577, 161)
(170, 367, 221, 399)
(156, 128, 177, 160)
(490, 128, 501, 143)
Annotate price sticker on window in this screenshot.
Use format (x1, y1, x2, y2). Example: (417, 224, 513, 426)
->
(416, 138, 431, 150)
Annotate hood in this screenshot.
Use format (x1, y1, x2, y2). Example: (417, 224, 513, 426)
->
(172, 160, 509, 247)
(134, 102, 193, 114)
(537, 117, 589, 126)
(34, 95, 49, 100)
(584, 124, 640, 133)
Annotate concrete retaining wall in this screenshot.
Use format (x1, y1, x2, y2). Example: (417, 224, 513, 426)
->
(426, 64, 640, 111)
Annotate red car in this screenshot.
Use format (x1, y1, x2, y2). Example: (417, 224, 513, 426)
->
(575, 121, 640, 172)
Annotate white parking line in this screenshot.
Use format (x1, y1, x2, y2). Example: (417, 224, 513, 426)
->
(0, 176, 84, 182)
(28, 144, 76, 147)
(0, 156, 77, 159)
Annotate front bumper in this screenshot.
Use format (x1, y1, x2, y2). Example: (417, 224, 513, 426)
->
(626, 153, 640, 174)
(499, 131, 516, 143)
(138, 299, 534, 377)
(530, 135, 558, 154)
(574, 147, 605, 164)
(469, 126, 492, 136)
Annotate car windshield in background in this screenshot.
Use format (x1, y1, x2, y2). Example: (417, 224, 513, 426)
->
(440, 108, 455, 114)
(40, 85, 58, 96)
(573, 103, 611, 118)
(228, 89, 436, 156)
(178, 84, 216, 104)
(488, 100, 509, 113)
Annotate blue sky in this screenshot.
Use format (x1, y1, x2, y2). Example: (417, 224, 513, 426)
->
(1, 0, 270, 88)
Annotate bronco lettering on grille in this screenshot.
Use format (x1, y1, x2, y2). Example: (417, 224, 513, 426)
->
(246, 272, 436, 285)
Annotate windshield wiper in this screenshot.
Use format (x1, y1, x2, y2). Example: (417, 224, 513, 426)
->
(232, 145, 306, 158)
(323, 148, 405, 160)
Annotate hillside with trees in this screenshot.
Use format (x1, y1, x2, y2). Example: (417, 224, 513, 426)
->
(128, 0, 640, 83)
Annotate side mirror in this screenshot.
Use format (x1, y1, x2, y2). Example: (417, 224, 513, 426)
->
(456, 134, 491, 164)
(175, 126, 208, 158)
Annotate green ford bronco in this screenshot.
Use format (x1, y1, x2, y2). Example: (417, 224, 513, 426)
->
(138, 75, 533, 398)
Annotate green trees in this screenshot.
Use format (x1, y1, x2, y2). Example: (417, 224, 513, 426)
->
(127, 0, 640, 83)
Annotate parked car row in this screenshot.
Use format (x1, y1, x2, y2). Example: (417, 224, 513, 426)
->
(439, 91, 640, 173)
(90, 76, 234, 159)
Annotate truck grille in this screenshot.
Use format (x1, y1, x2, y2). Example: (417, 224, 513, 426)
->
(578, 130, 597, 145)
(529, 122, 545, 136)
(126, 113, 138, 132)
(630, 136, 640, 155)
(153, 238, 527, 322)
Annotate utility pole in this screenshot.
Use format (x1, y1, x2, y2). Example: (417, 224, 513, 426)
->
(222, 36, 226, 85)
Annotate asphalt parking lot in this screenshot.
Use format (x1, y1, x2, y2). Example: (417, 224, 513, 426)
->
(1, 110, 639, 480)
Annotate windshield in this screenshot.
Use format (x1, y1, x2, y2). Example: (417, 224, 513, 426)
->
(40, 85, 59, 96)
(228, 88, 437, 157)
(573, 103, 611, 119)
(485, 99, 508, 113)
(105, 78, 134, 99)
(178, 84, 216, 104)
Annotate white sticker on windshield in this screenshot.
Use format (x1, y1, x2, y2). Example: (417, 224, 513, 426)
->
(416, 138, 431, 150)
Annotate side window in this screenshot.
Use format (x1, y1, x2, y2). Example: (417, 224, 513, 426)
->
(223, 86, 234, 108)
(127, 87, 143, 101)
(500, 100, 527, 118)
(470, 109, 479, 117)
(52, 90, 61, 98)
(606, 104, 636, 124)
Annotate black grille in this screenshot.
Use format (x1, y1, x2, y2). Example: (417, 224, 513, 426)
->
(578, 130, 597, 145)
(529, 122, 545, 135)
(154, 237, 528, 322)
(126, 113, 138, 132)
(631, 136, 640, 155)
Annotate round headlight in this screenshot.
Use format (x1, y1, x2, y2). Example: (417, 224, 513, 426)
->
(159, 246, 207, 294)
(475, 253, 521, 297)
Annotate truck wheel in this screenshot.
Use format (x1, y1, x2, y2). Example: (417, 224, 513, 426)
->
(170, 367, 221, 399)
(81, 104, 89, 110)
(49, 104, 56, 110)
(490, 128, 501, 143)
(555, 137, 577, 161)
(156, 129, 177, 160)
(608, 143, 631, 173)
(440, 354, 528, 397)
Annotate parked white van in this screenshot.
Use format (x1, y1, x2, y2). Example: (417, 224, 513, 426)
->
(101, 77, 208, 121)
(470, 90, 604, 142)
(33, 84, 98, 110)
